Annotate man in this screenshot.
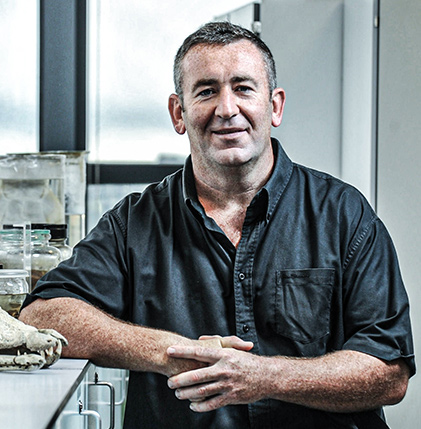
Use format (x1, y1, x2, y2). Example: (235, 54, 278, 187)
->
(20, 22, 414, 428)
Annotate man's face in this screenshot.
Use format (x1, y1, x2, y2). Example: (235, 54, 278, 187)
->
(169, 40, 285, 171)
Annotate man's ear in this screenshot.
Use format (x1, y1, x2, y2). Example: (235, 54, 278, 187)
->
(168, 94, 186, 134)
(271, 88, 286, 128)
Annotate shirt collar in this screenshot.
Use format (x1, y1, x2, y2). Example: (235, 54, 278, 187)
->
(182, 155, 198, 205)
(261, 138, 294, 220)
(182, 138, 293, 219)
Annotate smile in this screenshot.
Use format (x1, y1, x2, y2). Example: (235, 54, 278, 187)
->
(213, 128, 246, 135)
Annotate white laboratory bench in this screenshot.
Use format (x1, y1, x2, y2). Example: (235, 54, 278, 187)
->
(0, 358, 129, 429)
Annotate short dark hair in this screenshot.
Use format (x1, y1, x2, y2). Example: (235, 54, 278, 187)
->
(173, 21, 277, 102)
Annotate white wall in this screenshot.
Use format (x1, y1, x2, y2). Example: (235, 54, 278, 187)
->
(377, 0, 421, 427)
(262, 0, 344, 179)
(341, 0, 378, 205)
(261, 0, 377, 205)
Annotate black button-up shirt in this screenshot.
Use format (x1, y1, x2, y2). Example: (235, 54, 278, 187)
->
(26, 139, 415, 429)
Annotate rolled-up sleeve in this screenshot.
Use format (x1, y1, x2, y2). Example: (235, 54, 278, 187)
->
(342, 217, 415, 376)
(23, 199, 131, 321)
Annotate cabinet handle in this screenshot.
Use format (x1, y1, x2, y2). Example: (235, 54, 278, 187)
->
(56, 400, 102, 429)
(111, 371, 129, 406)
(88, 372, 116, 429)
(79, 400, 102, 429)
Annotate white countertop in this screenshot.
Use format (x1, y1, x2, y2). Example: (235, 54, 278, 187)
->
(0, 358, 90, 429)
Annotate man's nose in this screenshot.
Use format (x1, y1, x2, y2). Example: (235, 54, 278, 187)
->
(215, 89, 240, 119)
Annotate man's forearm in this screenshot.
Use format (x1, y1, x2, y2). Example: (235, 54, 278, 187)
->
(167, 346, 410, 413)
(19, 297, 205, 376)
(263, 350, 409, 412)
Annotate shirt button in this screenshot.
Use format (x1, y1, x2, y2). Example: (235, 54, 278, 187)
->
(242, 324, 250, 333)
(238, 272, 246, 281)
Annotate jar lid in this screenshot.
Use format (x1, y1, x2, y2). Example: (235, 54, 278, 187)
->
(31, 229, 50, 235)
(32, 223, 68, 240)
(0, 269, 29, 278)
(0, 229, 21, 236)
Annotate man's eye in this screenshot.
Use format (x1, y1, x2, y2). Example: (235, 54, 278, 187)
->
(198, 89, 214, 97)
(236, 86, 252, 93)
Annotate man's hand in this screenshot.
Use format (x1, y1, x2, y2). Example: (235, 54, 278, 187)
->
(167, 344, 262, 412)
(164, 335, 253, 378)
(166, 346, 410, 413)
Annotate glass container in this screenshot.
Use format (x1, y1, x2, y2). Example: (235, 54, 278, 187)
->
(30, 230, 61, 291)
(0, 269, 29, 318)
(0, 154, 65, 225)
(40, 151, 87, 247)
(0, 228, 31, 274)
(0, 228, 60, 291)
(32, 223, 72, 262)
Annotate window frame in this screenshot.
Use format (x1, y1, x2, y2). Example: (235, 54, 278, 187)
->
(40, 0, 182, 185)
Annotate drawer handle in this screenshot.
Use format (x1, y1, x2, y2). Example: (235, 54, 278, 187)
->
(79, 400, 102, 429)
(56, 400, 102, 429)
(89, 372, 116, 429)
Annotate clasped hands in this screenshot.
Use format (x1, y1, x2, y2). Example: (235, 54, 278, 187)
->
(166, 335, 265, 413)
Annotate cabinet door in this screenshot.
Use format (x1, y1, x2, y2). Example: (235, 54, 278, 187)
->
(53, 375, 91, 429)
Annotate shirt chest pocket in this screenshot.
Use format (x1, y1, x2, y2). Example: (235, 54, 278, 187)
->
(275, 268, 335, 344)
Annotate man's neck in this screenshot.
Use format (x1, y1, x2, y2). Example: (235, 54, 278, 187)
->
(192, 151, 274, 247)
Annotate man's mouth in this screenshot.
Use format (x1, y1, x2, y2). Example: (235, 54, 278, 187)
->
(213, 128, 245, 135)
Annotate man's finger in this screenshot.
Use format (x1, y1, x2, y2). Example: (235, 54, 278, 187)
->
(168, 365, 216, 389)
(198, 335, 254, 351)
(190, 395, 227, 413)
(220, 336, 254, 350)
(168, 345, 222, 359)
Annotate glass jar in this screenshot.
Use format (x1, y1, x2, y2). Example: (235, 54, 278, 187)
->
(0, 229, 61, 291)
(0, 154, 65, 225)
(0, 269, 29, 318)
(32, 223, 72, 261)
(41, 151, 87, 247)
(0, 228, 31, 273)
(30, 230, 61, 291)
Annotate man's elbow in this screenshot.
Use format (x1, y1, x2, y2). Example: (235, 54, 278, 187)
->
(384, 359, 411, 406)
(19, 298, 48, 327)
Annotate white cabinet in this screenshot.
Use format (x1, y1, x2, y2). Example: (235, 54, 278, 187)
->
(87, 366, 129, 429)
(53, 376, 92, 429)
(0, 359, 128, 429)
(52, 364, 129, 429)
